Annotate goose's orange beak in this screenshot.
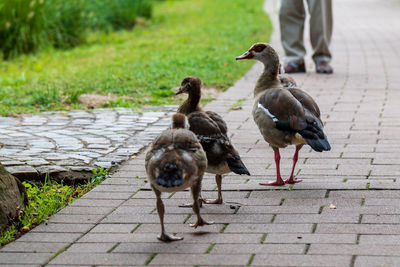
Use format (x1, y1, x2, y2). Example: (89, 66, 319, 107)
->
(236, 51, 253, 60)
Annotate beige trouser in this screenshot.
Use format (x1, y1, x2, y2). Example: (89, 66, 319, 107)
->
(279, 0, 333, 64)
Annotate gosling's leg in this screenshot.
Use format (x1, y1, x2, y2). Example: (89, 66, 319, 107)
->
(190, 178, 213, 228)
(203, 174, 223, 204)
(153, 187, 183, 242)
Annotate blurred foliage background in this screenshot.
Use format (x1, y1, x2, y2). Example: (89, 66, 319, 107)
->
(0, 0, 271, 115)
(0, 0, 153, 59)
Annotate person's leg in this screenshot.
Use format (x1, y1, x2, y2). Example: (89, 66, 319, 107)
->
(307, 0, 333, 73)
(279, 0, 307, 68)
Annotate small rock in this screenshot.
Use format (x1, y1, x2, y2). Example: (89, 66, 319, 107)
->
(21, 226, 30, 232)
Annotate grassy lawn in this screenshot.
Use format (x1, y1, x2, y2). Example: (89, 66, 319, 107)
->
(0, 0, 271, 115)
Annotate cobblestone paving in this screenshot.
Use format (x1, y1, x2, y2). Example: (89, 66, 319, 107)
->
(0, 107, 176, 181)
(1, 0, 400, 266)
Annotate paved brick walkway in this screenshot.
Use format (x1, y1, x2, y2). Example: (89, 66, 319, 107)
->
(1, 0, 400, 266)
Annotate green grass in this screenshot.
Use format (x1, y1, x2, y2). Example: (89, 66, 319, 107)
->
(228, 97, 247, 111)
(0, 0, 271, 115)
(0, 168, 109, 247)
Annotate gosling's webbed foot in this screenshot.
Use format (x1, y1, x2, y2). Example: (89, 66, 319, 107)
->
(202, 198, 223, 204)
(178, 198, 203, 208)
(190, 218, 214, 228)
(157, 232, 184, 242)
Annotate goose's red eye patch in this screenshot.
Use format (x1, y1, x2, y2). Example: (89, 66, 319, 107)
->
(253, 44, 266, 53)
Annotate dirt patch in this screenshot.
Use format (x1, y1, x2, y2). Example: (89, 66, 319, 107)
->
(202, 86, 222, 99)
(78, 93, 119, 109)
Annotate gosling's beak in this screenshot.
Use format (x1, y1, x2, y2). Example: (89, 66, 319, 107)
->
(236, 51, 253, 60)
(176, 87, 184, 95)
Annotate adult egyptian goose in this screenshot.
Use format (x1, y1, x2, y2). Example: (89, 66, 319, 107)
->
(145, 113, 211, 241)
(176, 76, 250, 204)
(236, 43, 330, 186)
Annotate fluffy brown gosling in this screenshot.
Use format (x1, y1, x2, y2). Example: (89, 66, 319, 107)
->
(145, 113, 212, 241)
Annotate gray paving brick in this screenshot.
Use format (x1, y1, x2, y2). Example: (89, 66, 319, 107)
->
(66, 243, 117, 253)
(330, 190, 400, 199)
(355, 256, 400, 267)
(16, 233, 81, 243)
(69, 198, 125, 207)
(359, 235, 400, 245)
(316, 224, 400, 234)
(252, 254, 352, 266)
(90, 223, 138, 233)
(282, 198, 362, 207)
(91, 185, 139, 193)
(224, 223, 313, 233)
(31, 223, 94, 233)
(211, 244, 305, 254)
(309, 244, 400, 256)
(237, 205, 320, 214)
(81, 191, 134, 199)
(111, 206, 154, 214)
(0, 242, 68, 253)
(265, 233, 356, 244)
(201, 214, 273, 224)
(150, 254, 250, 266)
(50, 252, 151, 265)
(48, 214, 104, 224)
(0, 253, 53, 265)
(362, 214, 400, 224)
(114, 243, 210, 254)
(250, 190, 327, 199)
(322, 205, 400, 215)
(364, 198, 400, 206)
(275, 213, 360, 224)
(58, 206, 114, 215)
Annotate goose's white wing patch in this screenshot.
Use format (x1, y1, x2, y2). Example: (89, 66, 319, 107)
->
(258, 102, 278, 122)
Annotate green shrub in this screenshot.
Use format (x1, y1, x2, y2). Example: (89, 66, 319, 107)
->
(84, 0, 153, 31)
(0, 0, 87, 59)
(0, 0, 154, 59)
(44, 0, 87, 49)
(0, 0, 49, 59)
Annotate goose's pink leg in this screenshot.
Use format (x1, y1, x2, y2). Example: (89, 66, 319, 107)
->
(285, 145, 302, 184)
(260, 149, 285, 186)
